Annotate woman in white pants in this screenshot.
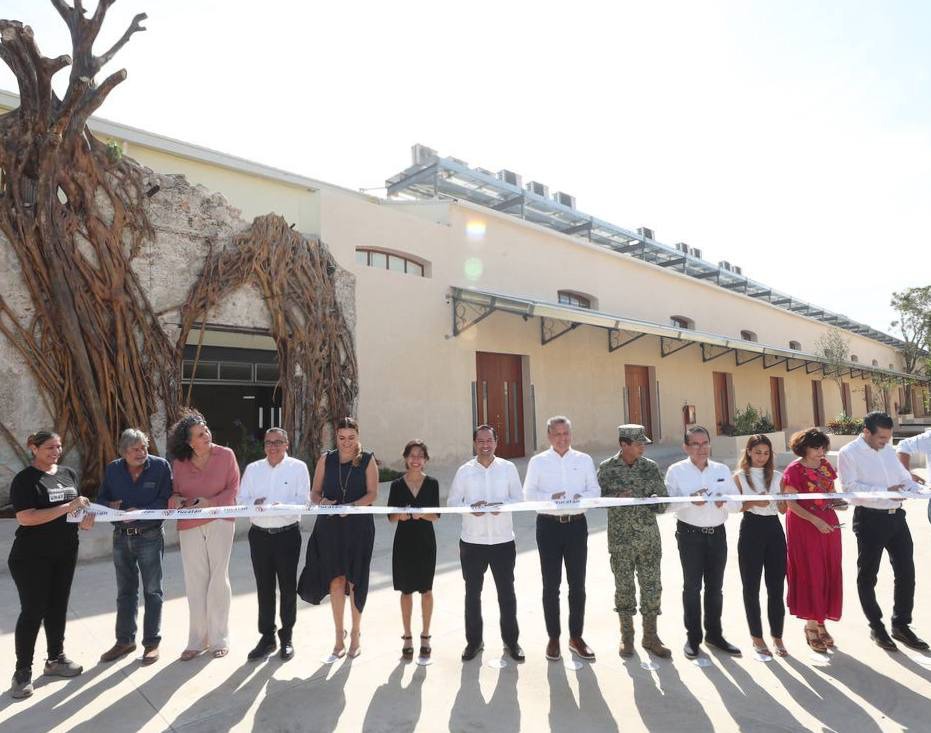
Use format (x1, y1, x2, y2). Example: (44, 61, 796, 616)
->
(168, 410, 240, 660)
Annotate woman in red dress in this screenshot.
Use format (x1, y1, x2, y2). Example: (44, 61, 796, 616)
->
(782, 428, 842, 653)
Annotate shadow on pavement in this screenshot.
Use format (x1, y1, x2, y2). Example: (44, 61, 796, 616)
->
(361, 660, 428, 732)
(448, 660, 520, 732)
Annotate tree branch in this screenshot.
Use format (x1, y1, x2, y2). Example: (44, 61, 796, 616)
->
(96, 12, 146, 69)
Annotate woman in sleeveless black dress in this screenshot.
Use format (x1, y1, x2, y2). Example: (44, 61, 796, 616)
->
(388, 440, 439, 659)
(298, 418, 378, 659)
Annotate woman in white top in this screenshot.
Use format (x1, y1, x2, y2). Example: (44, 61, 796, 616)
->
(735, 434, 787, 659)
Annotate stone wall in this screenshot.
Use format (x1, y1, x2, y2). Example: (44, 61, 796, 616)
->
(0, 166, 355, 504)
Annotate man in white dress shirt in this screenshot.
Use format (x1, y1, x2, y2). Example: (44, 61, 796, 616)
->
(896, 428, 930, 485)
(238, 428, 311, 661)
(449, 424, 525, 663)
(523, 416, 600, 662)
(665, 426, 742, 659)
(838, 411, 928, 651)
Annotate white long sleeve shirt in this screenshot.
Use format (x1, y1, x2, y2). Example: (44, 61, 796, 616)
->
(448, 456, 523, 544)
(523, 447, 600, 516)
(896, 431, 931, 458)
(238, 455, 311, 528)
(838, 435, 919, 510)
(665, 458, 740, 527)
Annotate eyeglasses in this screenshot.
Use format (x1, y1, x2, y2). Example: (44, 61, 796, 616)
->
(264, 440, 287, 447)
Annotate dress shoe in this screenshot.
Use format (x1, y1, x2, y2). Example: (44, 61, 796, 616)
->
(871, 627, 898, 651)
(461, 642, 484, 661)
(506, 644, 526, 663)
(141, 645, 160, 666)
(892, 625, 929, 651)
(279, 641, 295, 661)
(568, 637, 596, 661)
(100, 642, 137, 663)
(545, 638, 561, 661)
(706, 636, 742, 656)
(683, 641, 699, 660)
(247, 637, 277, 661)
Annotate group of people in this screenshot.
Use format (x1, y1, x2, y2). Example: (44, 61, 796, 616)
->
(6, 409, 931, 700)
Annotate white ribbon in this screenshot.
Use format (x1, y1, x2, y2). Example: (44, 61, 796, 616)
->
(68, 488, 931, 523)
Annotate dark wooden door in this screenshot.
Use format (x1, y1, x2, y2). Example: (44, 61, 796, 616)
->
(625, 365, 653, 440)
(476, 352, 525, 458)
(842, 382, 852, 416)
(770, 376, 784, 431)
(812, 380, 825, 426)
(712, 372, 731, 435)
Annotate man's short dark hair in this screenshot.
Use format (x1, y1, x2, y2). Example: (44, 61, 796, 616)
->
(863, 411, 894, 433)
(683, 426, 711, 445)
(473, 424, 498, 440)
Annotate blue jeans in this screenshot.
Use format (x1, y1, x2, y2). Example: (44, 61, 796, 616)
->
(113, 527, 165, 646)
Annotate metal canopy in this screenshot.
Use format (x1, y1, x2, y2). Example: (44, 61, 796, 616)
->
(389, 152, 906, 349)
(448, 287, 927, 384)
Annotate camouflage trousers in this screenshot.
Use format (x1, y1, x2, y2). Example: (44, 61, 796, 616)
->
(609, 535, 662, 617)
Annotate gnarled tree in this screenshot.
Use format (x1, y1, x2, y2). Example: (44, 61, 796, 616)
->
(0, 2, 358, 492)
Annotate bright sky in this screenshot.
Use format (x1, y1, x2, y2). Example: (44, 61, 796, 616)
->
(1, 0, 928, 338)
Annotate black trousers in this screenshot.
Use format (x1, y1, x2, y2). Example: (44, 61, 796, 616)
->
(536, 515, 587, 639)
(460, 540, 519, 648)
(8, 538, 79, 672)
(852, 507, 915, 630)
(249, 524, 301, 643)
(676, 521, 727, 646)
(737, 513, 786, 638)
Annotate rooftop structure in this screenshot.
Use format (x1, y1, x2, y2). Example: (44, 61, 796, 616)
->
(386, 145, 905, 349)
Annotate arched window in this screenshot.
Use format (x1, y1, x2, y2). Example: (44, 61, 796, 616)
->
(789, 340, 801, 351)
(355, 247, 427, 277)
(850, 355, 858, 362)
(670, 315, 694, 330)
(740, 330, 757, 342)
(871, 359, 879, 367)
(557, 290, 594, 309)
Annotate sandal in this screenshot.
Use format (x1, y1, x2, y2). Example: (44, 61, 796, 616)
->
(419, 634, 432, 659)
(772, 638, 788, 657)
(817, 624, 835, 648)
(752, 639, 772, 658)
(212, 648, 229, 659)
(401, 635, 414, 660)
(332, 630, 348, 659)
(348, 631, 361, 659)
(180, 648, 204, 662)
(805, 627, 827, 653)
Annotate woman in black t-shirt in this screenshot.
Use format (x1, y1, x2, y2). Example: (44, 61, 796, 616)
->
(7, 431, 91, 699)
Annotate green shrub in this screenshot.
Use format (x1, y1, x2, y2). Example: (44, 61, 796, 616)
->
(826, 414, 863, 435)
(378, 465, 404, 483)
(722, 404, 777, 436)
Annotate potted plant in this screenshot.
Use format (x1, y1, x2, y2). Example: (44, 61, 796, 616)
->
(711, 404, 787, 457)
(825, 414, 863, 449)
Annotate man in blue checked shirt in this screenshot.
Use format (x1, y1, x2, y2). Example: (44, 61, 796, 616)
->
(90, 428, 172, 666)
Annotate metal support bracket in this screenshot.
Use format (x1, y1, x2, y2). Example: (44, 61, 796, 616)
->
(735, 351, 763, 367)
(451, 296, 495, 336)
(541, 317, 578, 345)
(660, 337, 695, 358)
(763, 354, 788, 369)
(700, 344, 733, 363)
(609, 329, 645, 353)
(786, 359, 808, 372)
(806, 362, 822, 374)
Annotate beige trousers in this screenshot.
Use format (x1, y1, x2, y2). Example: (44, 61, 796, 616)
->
(179, 520, 235, 651)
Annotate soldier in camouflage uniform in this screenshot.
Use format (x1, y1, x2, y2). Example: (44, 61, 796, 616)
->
(597, 424, 670, 658)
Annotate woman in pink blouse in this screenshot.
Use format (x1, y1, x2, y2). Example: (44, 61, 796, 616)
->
(167, 410, 240, 660)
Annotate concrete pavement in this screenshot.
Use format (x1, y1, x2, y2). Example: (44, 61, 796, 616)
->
(1, 462, 930, 732)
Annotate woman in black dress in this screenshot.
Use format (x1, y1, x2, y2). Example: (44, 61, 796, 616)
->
(299, 417, 378, 660)
(8, 431, 91, 699)
(388, 440, 439, 660)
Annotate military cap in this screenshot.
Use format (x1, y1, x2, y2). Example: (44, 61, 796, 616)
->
(617, 424, 652, 444)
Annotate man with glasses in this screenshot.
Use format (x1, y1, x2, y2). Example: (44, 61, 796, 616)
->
(665, 425, 741, 659)
(238, 428, 311, 661)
